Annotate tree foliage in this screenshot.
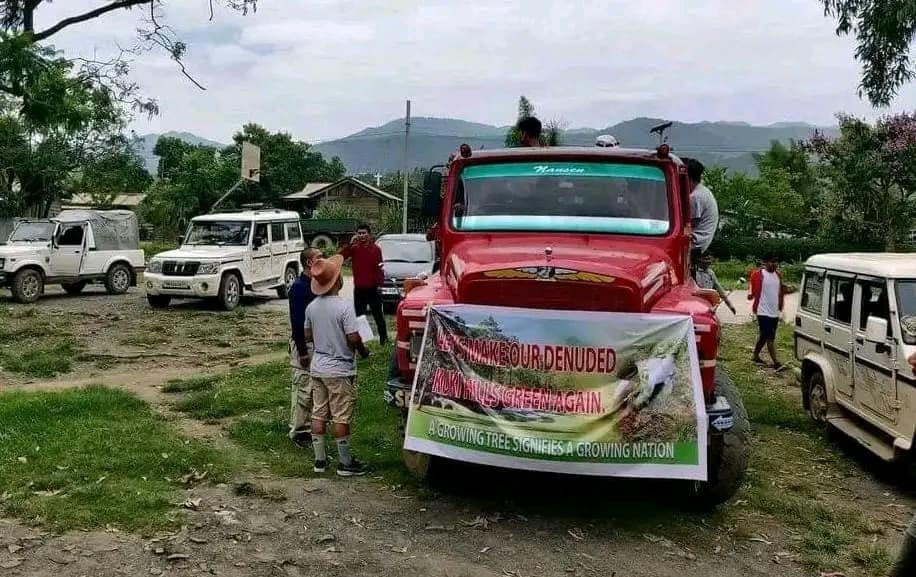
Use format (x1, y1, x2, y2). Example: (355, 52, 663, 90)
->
(821, 0, 916, 106)
(73, 139, 153, 208)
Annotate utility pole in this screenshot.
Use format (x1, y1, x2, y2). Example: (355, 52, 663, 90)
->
(401, 99, 411, 234)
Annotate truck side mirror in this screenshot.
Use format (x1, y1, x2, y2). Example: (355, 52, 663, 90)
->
(422, 166, 445, 218)
(177, 235, 185, 246)
(865, 316, 889, 345)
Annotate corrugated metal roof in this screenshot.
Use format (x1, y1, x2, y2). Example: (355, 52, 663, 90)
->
(64, 193, 146, 208)
(283, 182, 333, 200)
(283, 177, 402, 203)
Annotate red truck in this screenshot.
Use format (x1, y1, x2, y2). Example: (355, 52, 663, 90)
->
(387, 142, 749, 507)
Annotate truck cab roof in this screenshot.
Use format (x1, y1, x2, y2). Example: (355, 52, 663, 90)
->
(452, 146, 684, 165)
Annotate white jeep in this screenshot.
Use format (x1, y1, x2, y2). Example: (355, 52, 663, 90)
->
(0, 210, 145, 303)
(145, 210, 305, 310)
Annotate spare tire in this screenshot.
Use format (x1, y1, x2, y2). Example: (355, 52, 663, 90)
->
(309, 234, 334, 251)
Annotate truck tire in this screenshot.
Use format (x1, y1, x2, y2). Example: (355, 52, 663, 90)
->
(11, 268, 43, 304)
(399, 411, 442, 482)
(685, 370, 750, 509)
(104, 263, 131, 295)
(147, 295, 171, 309)
(61, 281, 87, 295)
(276, 264, 297, 299)
(310, 234, 334, 251)
(217, 272, 242, 311)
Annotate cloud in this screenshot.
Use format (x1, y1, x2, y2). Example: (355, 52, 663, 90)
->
(31, 0, 916, 144)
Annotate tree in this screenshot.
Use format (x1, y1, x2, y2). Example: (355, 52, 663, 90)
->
(73, 139, 153, 208)
(504, 96, 564, 147)
(821, 0, 916, 106)
(153, 136, 198, 180)
(808, 113, 916, 250)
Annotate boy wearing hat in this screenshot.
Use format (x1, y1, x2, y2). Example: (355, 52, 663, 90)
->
(305, 254, 370, 476)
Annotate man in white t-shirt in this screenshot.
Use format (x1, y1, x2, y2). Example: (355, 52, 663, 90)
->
(748, 256, 785, 369)
(686, 158, 719, 278)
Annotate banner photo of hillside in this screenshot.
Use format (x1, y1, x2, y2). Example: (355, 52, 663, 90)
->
(404, 305, 708, 480)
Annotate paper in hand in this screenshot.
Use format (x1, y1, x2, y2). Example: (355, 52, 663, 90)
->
(355, 315, 376, 342)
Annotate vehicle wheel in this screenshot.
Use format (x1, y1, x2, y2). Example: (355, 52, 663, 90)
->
(685, 370, 750, 510)
(105, 263, 131, 295)
(217, 272, 242, 311)
(61, 281, 87, 295)
(398, 411, 441, 481)
(11, 269, 43, 304)
(310, 234, 334, 251)
(276, 264, 297, 299)
(806, 371, 829, 424)
(147, 295, 171, 309)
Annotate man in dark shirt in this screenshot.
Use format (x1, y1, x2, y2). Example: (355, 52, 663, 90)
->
(516, 116, 542, 147)
(339, 223, 388, 345)
(288, 247, 320, 447)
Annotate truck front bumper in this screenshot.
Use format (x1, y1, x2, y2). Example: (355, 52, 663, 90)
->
(145, 273, 221, 298)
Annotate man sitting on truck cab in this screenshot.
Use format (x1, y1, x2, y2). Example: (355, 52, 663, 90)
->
(516, 116, 543, 147)
(685, 158, 719, 277)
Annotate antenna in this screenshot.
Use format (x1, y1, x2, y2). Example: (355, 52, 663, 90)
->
(649, 121, 673, 146)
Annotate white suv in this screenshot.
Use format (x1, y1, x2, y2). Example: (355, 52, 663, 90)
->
(796, 253, 916, 463)
(0, 210, 145, 303)
(145, 210, 305, 310)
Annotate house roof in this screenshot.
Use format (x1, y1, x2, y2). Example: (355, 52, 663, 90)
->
(283, 177, 402, 203)
(63, 193, 146, 208)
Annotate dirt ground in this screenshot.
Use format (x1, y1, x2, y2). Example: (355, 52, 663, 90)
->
(0, 285, 913, 577)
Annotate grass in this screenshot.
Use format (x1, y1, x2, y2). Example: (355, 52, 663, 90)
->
(165, 341, 409, 483)
(0, 308, 78, 378)
(720, 323, 895, 575)
(0, 386, 230, 533)
(713, 259, 804, 290)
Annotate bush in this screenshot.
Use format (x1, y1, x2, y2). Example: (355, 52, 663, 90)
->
(710, 236, 877, 263)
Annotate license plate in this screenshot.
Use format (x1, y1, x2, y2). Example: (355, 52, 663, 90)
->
(163, 280, 190, 290)
(380, 287, 399, 295)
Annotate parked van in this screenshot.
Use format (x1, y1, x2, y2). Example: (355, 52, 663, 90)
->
(795, 253, 916, 462)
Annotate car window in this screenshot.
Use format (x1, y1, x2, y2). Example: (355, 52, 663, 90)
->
(285, 221, 301, 241)
(801, 272, 824, 314)
(858, 280, 891, 335)
(828, 276, 854, 325)
(270, 222, 285, 243)
(58, 224, 84, 246)
(254, 223, 268, 245)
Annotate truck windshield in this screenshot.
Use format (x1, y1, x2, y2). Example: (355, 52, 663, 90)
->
(9, 221, 55, 242)
(185, 221, 251, 246)
(897, 281, 916, 345)
(452, 162, 670, 235)
(378, 239, 433, 263)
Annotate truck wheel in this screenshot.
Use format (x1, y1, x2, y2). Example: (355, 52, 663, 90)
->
(276, 264, 297, 299)
(806, 371, 828, 424)
(310, 234, 334, 251)
(217, 272, 242, 311)
(147, 295, 171, 309)
(61, 281, 87, 295)
(685, 370, 750, 509)
(399, 411, 440, 482)
(105, 263, 131, 295)
(11, 268, 43, 304)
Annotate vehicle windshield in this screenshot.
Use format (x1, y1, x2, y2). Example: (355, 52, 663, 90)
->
(452, 161, 670, 235)
(377, 239, 433, 263)
(184, 221, 251, 246)
(9, 221, 55, 242)
(896, 281, 916, 344)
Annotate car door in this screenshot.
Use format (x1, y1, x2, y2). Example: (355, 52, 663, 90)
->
(50, 223, 86, 277)
(852, 278, 898, 422)
(795, 268, 826, 361)
(269, 221, 287, 279)
(824, 274, 855, 400)
(250, 222, 271, 282)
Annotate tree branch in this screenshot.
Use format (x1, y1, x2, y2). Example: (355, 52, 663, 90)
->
(32, 0, 153, 41)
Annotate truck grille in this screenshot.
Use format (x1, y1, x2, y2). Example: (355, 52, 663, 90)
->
(162, 261, 200, 277)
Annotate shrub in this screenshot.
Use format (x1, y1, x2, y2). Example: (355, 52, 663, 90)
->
(710, 236, 878, 263)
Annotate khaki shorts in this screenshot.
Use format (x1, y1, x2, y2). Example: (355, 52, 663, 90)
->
(310, 375, 357, 425)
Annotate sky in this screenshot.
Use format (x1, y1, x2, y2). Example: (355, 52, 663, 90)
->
(36, 0, 916, 144)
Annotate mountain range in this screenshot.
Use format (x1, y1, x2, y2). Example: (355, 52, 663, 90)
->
(135, 118, 837, 177)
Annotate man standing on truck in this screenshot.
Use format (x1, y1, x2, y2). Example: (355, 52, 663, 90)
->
(339, 223, 388, 345)
(748, 256, 785, 370)
(305, 255, 370, 476)
(516, 116, 543, 147)
(288, 247, 320, 448)
(685, 158, 719, 277)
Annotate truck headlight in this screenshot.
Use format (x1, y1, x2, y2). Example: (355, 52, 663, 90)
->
(0, 258, 4, 270)
(147, 259, 162, 273)
(197, 262, 220, 275)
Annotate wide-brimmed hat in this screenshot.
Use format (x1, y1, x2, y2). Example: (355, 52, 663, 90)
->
(310, 255, 344, 295)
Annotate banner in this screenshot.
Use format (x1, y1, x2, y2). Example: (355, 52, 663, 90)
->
(404, 305, 707, 480)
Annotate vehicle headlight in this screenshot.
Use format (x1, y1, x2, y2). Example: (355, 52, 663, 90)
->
(197, 262, 220, 275)
(147, 259, 162, 273)
(0, 258, 5, 270)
